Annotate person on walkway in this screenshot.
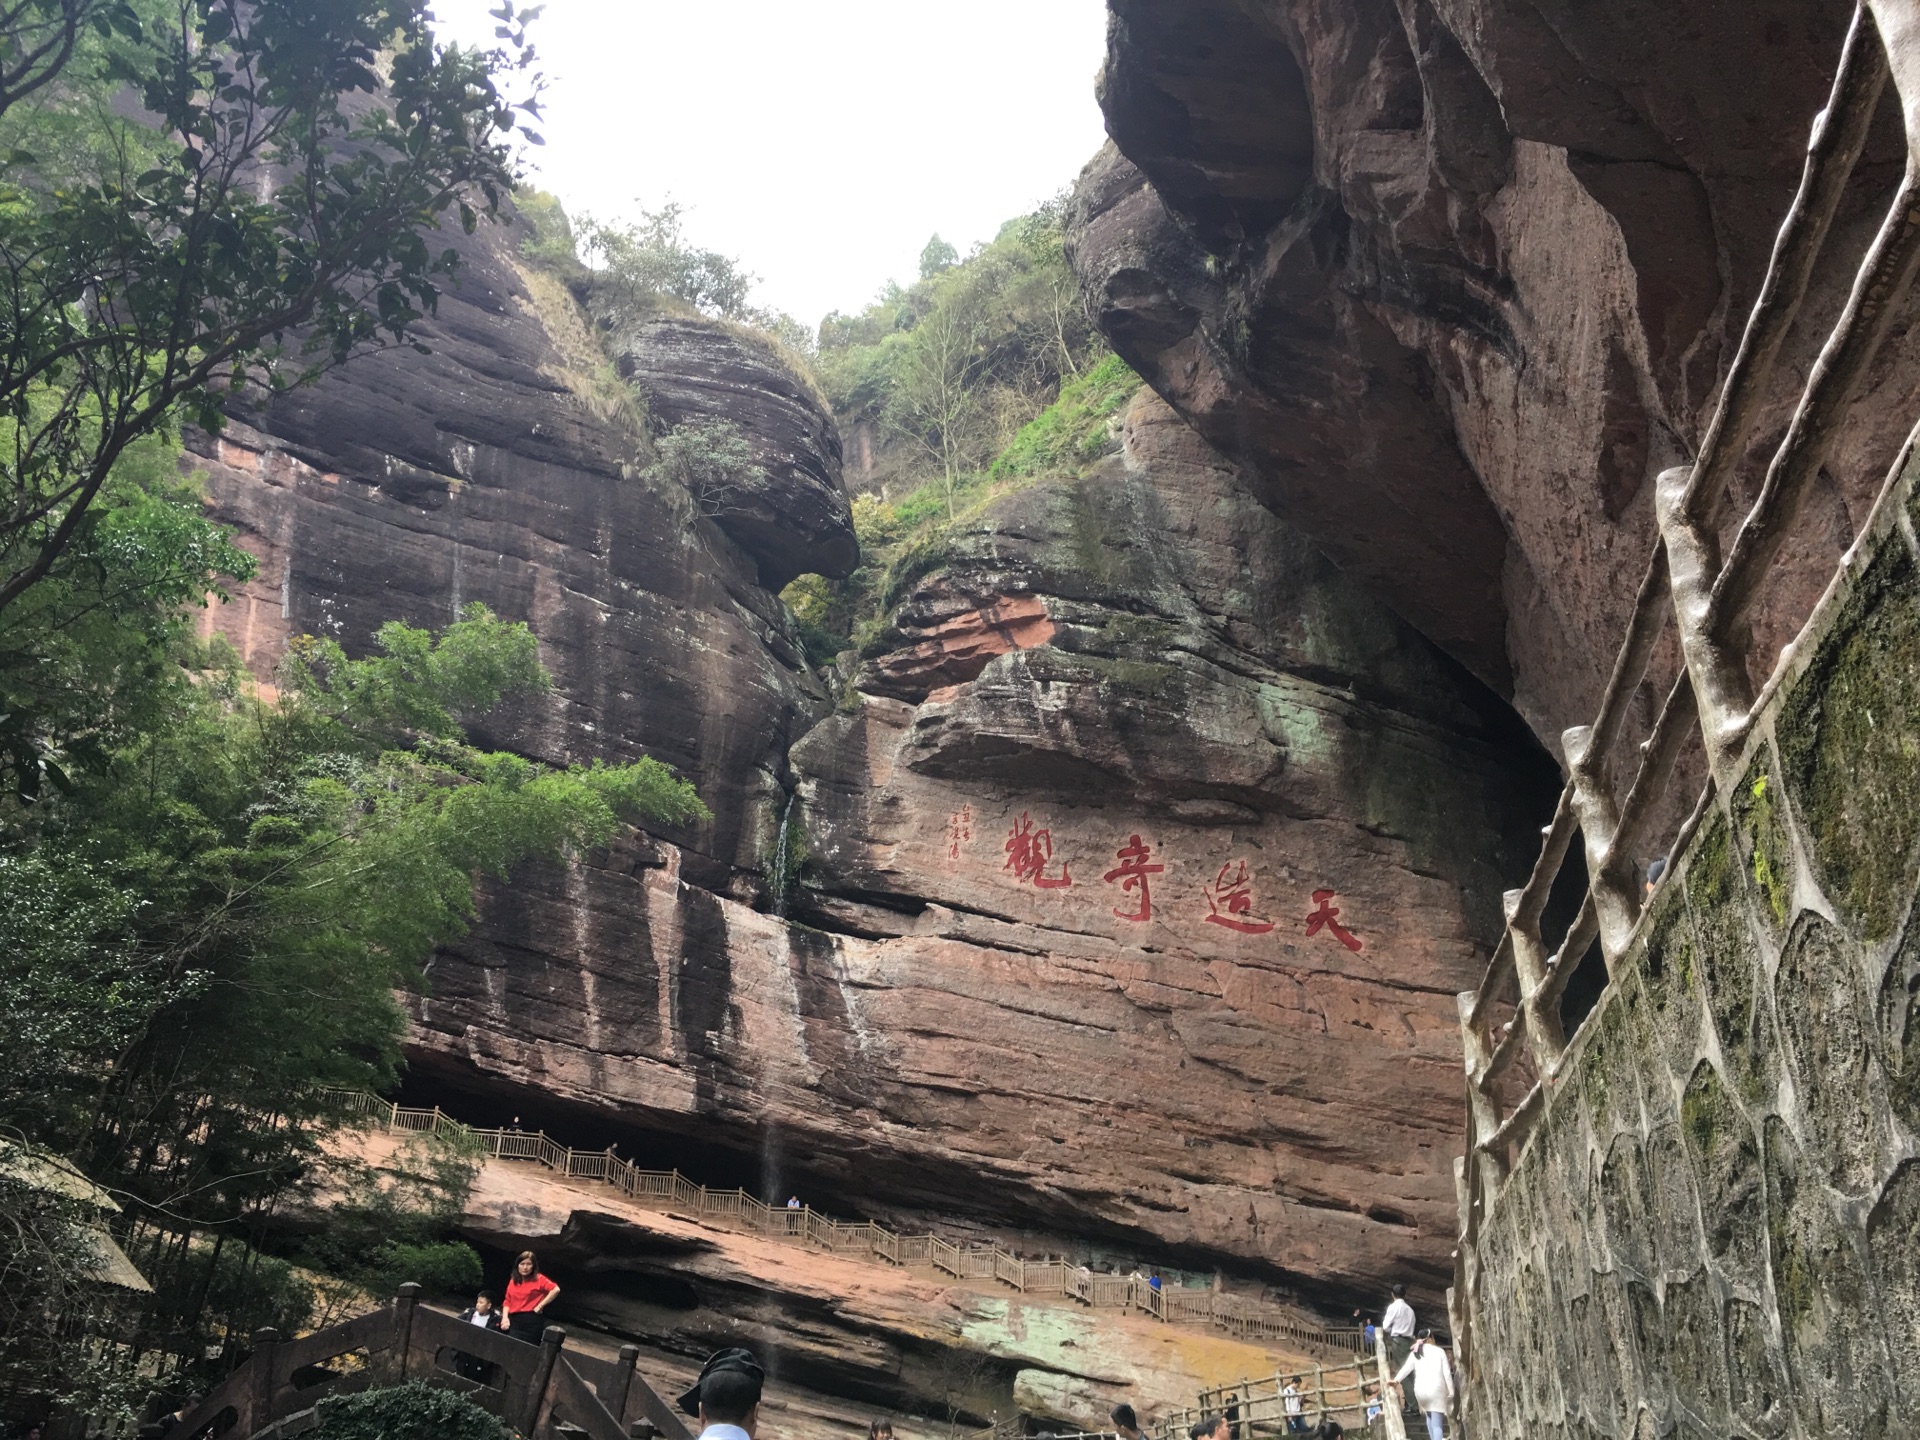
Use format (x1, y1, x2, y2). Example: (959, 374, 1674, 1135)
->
(868, 1421, 894, 1440)
(1390, 1331, 1455, 1440)
(1187, 1416, 1227, 1440)
(1281, 1376, 1305, 1434)
(679, 1348, 767, 1440)
(1363, 1386, 1383, 1426)
(1111, 1403, 1145, 1440)
(1382, 1283, 1416, 1411)
(503, 1250, 561, 1343)
(454, 1291, 501, 1381)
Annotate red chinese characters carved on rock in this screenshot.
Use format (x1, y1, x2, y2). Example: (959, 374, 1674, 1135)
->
(1304, 889, 1363, 951)
(947, 805, 974, 862)
(1104, 834, 1164, 922)
(1203, 859, 1276, 935)
(1004, 812, 1071, 888)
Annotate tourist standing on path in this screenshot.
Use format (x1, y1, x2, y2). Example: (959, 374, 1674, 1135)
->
(679, 1347, 767, 1440)
(1187, 1415, 1228, 1440)
(1382, 1283, 1416, 1409)
(869, 1421, 894, 1440)
(1111, 1403, 1145, 1440)
(1391, 1331, 1455, 1440)
(503, 1250, 561, 1342)
(1281, 1376, 1305, 1433)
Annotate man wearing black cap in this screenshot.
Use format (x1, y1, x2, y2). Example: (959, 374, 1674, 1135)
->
(678, 1347, 766, 1440)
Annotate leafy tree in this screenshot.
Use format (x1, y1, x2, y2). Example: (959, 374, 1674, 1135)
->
(0, 0, 540, 633)
(814, 198, 1101, 504)
(887, 288, 987, 516)
(646, 416, 765, 520)
(579, 202, 759, 319)
(919, 232, 958, 278)
(542, 199, 811, 353)
(1, 604, 707, 1403)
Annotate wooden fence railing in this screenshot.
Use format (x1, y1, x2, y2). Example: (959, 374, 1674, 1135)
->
(165, 1283, 691, 1440)
(1452, 0, 1920, 1388)
(1080, 1332, 1414, 1440)
(331, 1092, 1365, 1359)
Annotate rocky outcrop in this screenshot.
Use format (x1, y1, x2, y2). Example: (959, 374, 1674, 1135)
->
(418, 1137, 1316, 1440)
(196, 184, 1551, 1360)
(192, 216, 826, 895)
(1069, 0, 1920, 754)
(616, 316, 858, 590)
(400, 390, 1557, 1310)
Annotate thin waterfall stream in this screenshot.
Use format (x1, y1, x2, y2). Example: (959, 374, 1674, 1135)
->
(770, 792, 796, 917)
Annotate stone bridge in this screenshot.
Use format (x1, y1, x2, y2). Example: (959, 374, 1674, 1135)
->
(1453, 5, 1920, 1435)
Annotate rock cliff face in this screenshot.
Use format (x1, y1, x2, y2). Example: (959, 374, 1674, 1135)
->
(192, 221, 838, 896)
(388, 385, 1556, 1311)
(1069, 0, 1920, 754)
(197, 194, 1558, 1408)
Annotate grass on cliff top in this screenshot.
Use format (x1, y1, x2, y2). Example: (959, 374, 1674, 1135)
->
(783, 355, 1141, 666)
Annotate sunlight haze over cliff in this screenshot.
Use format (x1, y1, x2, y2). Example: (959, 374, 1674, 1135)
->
(426, 0, 1110, 326)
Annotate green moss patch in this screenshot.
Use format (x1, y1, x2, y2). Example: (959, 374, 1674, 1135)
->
(1683, 815, 1773, 1102)
(1776, 539, 1920, 943)
(1732, 750, 1794, 933)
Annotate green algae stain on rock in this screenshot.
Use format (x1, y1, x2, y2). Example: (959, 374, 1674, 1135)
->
(1637, 880, 1703, 1074)
(1732, 751, 1793, 933)
(1681, 814, 1774, 1103)
(1777, 539, 1920, 943)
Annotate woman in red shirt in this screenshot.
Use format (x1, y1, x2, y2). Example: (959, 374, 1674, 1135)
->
(503, 1250, 561, 1342)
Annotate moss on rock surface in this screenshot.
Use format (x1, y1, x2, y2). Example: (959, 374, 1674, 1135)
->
(1468, 464, 1920, 1437)
(1776, 540, 1920, 943)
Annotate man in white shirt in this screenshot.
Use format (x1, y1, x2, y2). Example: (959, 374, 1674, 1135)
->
(677, 1347, 767, 1440)
(1381, 1285, 1418, 1422)
(1281, 1377, 1304, 1433)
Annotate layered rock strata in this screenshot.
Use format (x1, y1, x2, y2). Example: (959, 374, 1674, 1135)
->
(192, 218, 842, 896)
(1069, 0, 1920, 764)
(197, 204, 1556, 1386)
(419, 1135, 1316, 1440)
(398, 389, 1556, 1308)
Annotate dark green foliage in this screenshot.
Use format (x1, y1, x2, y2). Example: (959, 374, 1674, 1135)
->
(312, 1383, 513, 1440)
(647, 417, 766, 520)
(0, 0, 538, 638)
(1, 605, 706, 1408)
(0, 1159, 140, 1416)
(291, 1131, 484, 1302)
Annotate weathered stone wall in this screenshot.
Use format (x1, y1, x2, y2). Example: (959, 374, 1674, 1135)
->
(1464, 443, 1920, 1438)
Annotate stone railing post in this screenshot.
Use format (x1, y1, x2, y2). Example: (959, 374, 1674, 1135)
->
(249, 1328, 280, 1430)
(521, 1324, 568, 1435)
(610, 1343, 640, 1426)
(390, 1282, 423, 1379)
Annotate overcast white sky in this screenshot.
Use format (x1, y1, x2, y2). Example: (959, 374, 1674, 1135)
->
(424, 1, 1112, 327)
